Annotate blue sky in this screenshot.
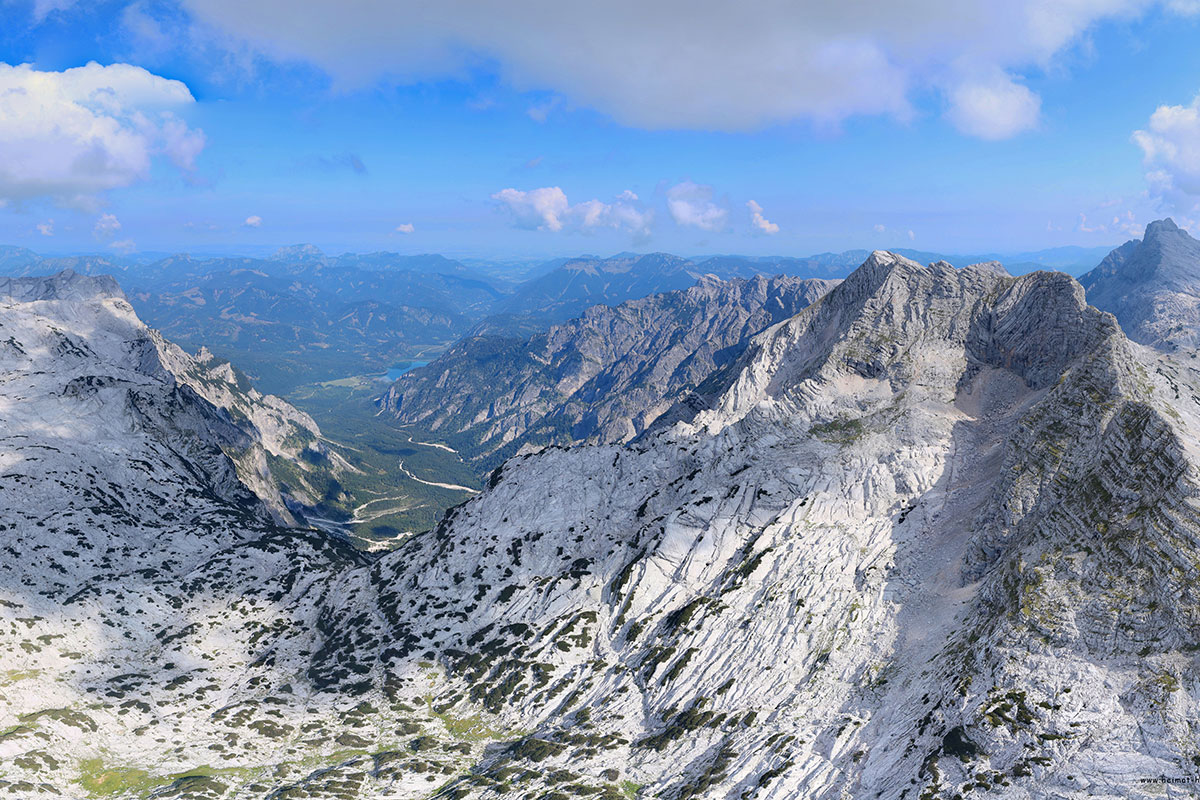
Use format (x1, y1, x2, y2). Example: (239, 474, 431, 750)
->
(2, 0, 1200, 259)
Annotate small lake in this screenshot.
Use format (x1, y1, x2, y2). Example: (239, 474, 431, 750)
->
(382, 361, 430, 381)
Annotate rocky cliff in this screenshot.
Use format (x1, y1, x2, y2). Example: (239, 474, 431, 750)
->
(1080, 217, 1200, 350)
(380, 274, 835, 467)
(3, 257, 1200, 799)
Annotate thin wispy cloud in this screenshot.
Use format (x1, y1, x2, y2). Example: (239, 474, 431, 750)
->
(312, 153, 368, 174)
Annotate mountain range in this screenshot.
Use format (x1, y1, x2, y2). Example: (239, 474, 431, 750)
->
(380, 273, 836, 472)
(0, 242, 1116, 394)
(1080, 218, 1200, 351)
(4, 228, 1200, 798)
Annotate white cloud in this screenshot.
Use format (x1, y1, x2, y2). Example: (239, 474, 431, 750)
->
(907, 230, 916, 241)
(873, 223, 886, 233)
(1134, 93, 1200, 206)
(243, 215, 262, 227)
(945, 72, 1041, 139)
(667, 182, 727, 232)
(1077, 210, 1142, 236)
(93, 213, 121, 238)
(177, 0, 1193, 136)
(395, 222, 415, 233)
(0, 62, 205, 207)
(492, 187, 652, 236)
(747, 200, 779, 234)
(36, 220, 53, 236)
(492, 187, 570, 231)
(110, 238, 137, 254)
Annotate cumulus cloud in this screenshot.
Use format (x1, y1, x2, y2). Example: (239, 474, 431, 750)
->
(0, 62, 205, 207)
(395, 222, 415, 233)
(747, 200, 779, 234)
(1077, 210, 1142, 236)
(492, 187, 570, 231)
(945, 72, 1041, 139)
(93, 213, 121, 239)
(492, 187, 652, 236)
(110, 238, 137, 254)
(873, 223, 886, 233)
(1134, 93, 1200, 204)
(175, 0, 1196, 136)
(36, 220, 53, 236)
(243, 215, 262, 227)
(667, 182, 727, 232)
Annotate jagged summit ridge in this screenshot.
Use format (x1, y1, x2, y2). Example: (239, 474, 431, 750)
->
(300, 254, 1200, 798)
(1081, 217, 1200, 348)
(675, 253, 1098, 437)
(0, 268, 125, 303)
(380, 273, 835, 462)
(0, 269, 340, 527)
(4, 256, 1200, 799)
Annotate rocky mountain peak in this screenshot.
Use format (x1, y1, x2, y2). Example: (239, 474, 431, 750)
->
(318, 244, 1200, 800)
(1081, 217, 1200, 348)
(381, 273, 835, 458)
(6, 250, 1200, 799)
(682, 254, 1111, 439)
(0, 269, 126, 303)
(1144, 215, 1181, 237)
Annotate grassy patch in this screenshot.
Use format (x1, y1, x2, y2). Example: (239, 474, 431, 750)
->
(77, 758, 161, 797)
(809, 416, 865, 444)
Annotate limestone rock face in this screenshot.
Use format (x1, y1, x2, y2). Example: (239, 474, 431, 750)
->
(379, 274, 836, 465)
(1081, 217, 1200, 349)
(321, 253, 1200, 799)
(4, 258, 1200, 799)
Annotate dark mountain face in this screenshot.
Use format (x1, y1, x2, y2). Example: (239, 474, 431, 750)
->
(379, 274, 837, 471)
(1080, 218, 1200, 349)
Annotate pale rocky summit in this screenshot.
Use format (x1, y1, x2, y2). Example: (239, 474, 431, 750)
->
(2, 270, 349, 528)
(316, 253, 1200, 799)
(380, 274, 835, 466)
(1080, 217, 1200, 349)
(3, 257, 1200, 799)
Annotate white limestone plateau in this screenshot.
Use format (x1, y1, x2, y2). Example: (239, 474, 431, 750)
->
(2, 254, 1199, 800)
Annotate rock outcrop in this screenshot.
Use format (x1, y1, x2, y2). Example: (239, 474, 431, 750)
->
(4, 257, 1200, 799)
(1080, 217, 1200, 349)
(380, 274, 836, 467)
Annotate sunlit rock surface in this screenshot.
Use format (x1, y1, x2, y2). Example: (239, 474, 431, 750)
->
(3, 258, 1200, 799)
